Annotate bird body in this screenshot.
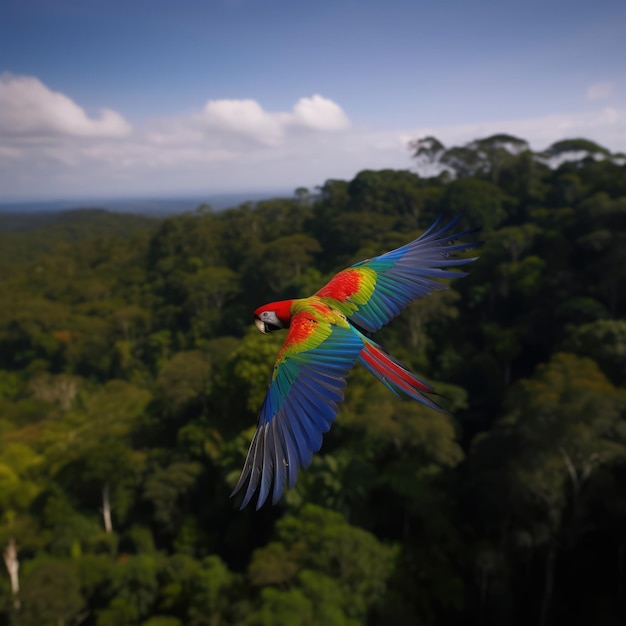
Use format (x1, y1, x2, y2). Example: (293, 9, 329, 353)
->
(232, 216, 479, 509)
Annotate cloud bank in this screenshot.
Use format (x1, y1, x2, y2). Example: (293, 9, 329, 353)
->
(0, 73, 625, 200)
(0, 73, 131, 138)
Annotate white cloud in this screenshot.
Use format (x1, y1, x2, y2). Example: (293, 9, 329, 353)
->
(0, 73, 131, 138)
(587, 81, 614, 102)
(402, 107, 626, 155)
(192, 93, 350, 145)
(200, 99, 283, 145)
(1, 73, 626, 200)
(289, 94, 351, 131)
(0, 77, 355, 198)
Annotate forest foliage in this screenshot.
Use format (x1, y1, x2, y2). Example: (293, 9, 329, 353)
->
(0, 134, 625, 625)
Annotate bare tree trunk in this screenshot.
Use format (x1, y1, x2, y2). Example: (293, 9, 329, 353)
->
(102, 483, 113, 533)
(3, 537, 20, 610)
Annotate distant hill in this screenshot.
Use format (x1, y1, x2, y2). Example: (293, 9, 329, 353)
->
(0, 208, 159, 264)
(0, 190, 295, 264)
(0, 208, 157, 233)
(0, 190, 292, 217)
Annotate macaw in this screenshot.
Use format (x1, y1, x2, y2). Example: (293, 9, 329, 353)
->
(231, 215, 479, 509)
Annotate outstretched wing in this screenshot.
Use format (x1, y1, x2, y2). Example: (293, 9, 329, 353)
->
(231, 312, 363, 509)
(316, 215, 480, 333)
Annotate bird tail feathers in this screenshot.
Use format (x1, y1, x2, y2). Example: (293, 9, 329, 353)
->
(358, 340, 443, 412)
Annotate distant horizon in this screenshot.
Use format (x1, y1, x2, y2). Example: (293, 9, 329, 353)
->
(0, 188, 293, 205)
(0, 189, 296, 215)
(2, 129, 623, 211)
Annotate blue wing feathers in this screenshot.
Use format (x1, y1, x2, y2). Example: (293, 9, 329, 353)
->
(271, 421, 289, 504)
(346, 217, 479, 332)
(285, 420, 300, 488)
(295, 386, 336, 425)
(300, 374, 345, 402)
(258, 429, 273, 507)
(232, 323, 363, 509)
(240, 430, 264, 508)
(288, 391, 326, 446)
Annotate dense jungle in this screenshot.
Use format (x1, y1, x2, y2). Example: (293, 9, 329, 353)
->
(0, 134, 625, 626)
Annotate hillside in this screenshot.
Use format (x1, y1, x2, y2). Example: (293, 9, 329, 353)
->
(0, 209, 159, 264)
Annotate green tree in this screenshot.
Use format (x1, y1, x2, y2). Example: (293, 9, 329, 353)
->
(563, 319, 626, 385)
(17, 557, 84, 626)
(247, 505, 397, 623)
(155, 351, 212, 415)
(187, 555, 239, 626)
(0, 443, 43, 611)
(470, 353, 626, 625)
(251, 234, 321, 297)
(43, 381, 151, 534)
(441, 178, 508, 231)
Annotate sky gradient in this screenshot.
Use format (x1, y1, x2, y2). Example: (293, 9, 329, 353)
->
(1, 0, 625, 201)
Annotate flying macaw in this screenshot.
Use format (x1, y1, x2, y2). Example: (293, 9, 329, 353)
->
(231, 215, 479, 509)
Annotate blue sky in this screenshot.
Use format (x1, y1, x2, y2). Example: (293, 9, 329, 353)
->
(1, 0, 625, 200)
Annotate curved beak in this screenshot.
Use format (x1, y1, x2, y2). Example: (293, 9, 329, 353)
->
(254, 312, 283, 334)
(255, 318, 268, 334)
